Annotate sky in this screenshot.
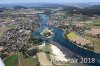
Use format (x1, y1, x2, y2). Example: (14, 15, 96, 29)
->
(0, 0, 100, 4)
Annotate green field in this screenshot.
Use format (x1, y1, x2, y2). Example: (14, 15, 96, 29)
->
(84, 36, 100, 53)
(86, 21, 100, 29)
(5, 54, 18, 66)
(66, 32, 78, 39)
(4, 52, 38, 66)
(85, 21, 100, 53)
(19, 52, 38, 66)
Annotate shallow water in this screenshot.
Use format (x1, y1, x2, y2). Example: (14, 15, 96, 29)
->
(33, 14, 100, 66)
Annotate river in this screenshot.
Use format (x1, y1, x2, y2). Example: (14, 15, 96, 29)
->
(33, 14, 100, 66)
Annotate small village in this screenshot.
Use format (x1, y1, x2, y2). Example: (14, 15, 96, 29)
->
(0, 3, 100, 66)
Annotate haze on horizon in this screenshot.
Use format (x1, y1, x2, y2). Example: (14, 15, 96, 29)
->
(0, 0, 100, 4)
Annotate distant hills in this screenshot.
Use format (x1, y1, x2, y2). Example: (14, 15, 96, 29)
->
(1, 3, 100, 15)
(65, 2, 100, 8)
(0, 3, 67, 8)
(13, 5, 27, 10)
(63, 5, 100, 15)
(81, 5, 100, 15)
(1, 2, 100, 8)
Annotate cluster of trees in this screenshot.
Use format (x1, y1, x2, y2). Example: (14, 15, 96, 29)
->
(20, 44, 29, 58)
(74, 41, 94, 51)
(28, 37, 43, 46)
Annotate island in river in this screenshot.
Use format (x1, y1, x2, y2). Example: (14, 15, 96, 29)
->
(32, 14, 100, 66)
(0, 5, 100, 66)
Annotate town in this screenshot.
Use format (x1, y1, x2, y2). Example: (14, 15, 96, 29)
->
(0, 2, 100, 66)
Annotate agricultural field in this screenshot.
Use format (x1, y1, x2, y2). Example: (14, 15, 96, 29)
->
(85, 21, 100, 53)
(18, 52, 38, 66)
(66, 32, 78, 39)
(4, 52, 38, 66)
(86, 21, 100, 29)
(5, 54, 18, 66)
(84, 36, 100, 53)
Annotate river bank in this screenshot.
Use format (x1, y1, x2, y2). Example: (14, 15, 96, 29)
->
(33, 14, 100, 66)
